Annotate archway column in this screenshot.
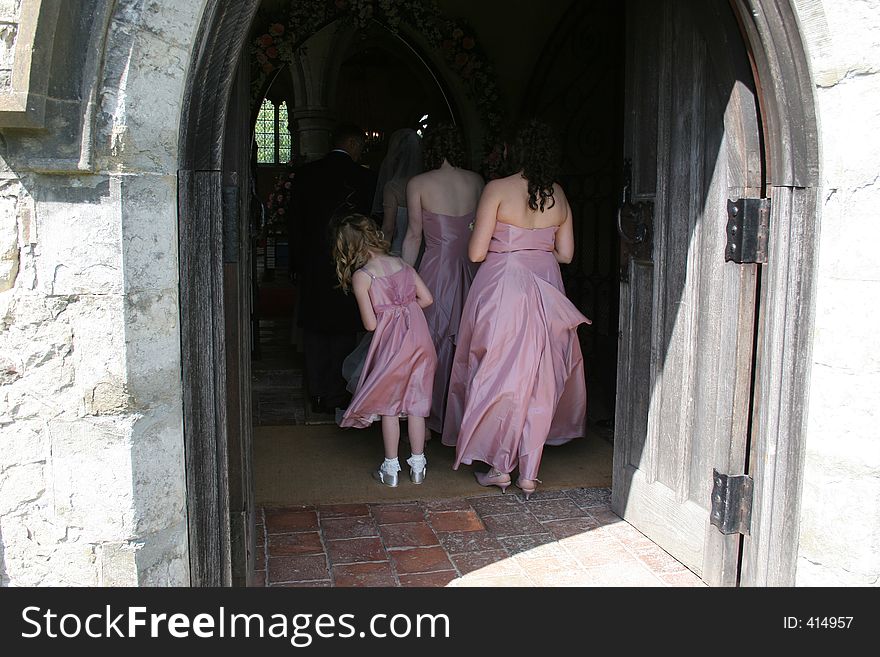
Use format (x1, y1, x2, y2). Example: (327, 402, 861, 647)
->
(290, 108, 334, 161)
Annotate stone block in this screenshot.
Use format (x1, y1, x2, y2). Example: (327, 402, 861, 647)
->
(129, 410, 186, 536)
(817, 0, 880, 82)
(33, 175, 122, 296)
(816, 75, 880, 190)
(47, 416, 135, 542)
(65, 294, 128, 414)
(0, 461, 45, 515)
(112, 0, 206, 51)
(99, 540, 139, 586)
(3, 519, 100, 586)
(805, 366, 880, 452)
(134, 520, 190, 586)
(41, 543, 100, 586)
(797, 450, 880, 586)
(0, 181, 17, 292)
(0, 1, 22, 21)
(817, 186, 880, 282)
(118, 174, 179, 291)
(94, 25, 191, 174)
(0, 295, 76, 421)
(124, 289, 182, 409)
(812, 279, 880, 372)
(0, 419, 48, 470)
(0, 23, 17, 70)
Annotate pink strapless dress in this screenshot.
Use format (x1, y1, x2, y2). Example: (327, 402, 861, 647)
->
(418, 210, 479, 434)
(340, 262, 437, 429)
(441, 223, 591, 480)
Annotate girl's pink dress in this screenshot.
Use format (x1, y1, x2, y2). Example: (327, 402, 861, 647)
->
(441, 223, 591, 479)
(340, 260, 437, 428)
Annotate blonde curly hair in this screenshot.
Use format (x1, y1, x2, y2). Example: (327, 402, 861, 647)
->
(331, 213, 391, 292)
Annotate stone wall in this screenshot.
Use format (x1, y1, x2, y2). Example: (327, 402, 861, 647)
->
(0, 0, 206, 586)
(793, 0, 880, 586)
(0, 0, 21, 94)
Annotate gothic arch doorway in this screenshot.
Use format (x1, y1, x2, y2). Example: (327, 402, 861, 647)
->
(178, 0, 818, 586)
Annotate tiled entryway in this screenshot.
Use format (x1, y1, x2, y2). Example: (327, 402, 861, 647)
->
(253, 487, 705, 587)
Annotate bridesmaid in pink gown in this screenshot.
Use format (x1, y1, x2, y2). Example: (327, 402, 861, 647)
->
(332, 214, 437, 486)
(402, 123, 484, 435)
(442, 120, 591, 499)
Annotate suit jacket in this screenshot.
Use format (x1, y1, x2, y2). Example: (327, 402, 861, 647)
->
(288, 150, 377, 333)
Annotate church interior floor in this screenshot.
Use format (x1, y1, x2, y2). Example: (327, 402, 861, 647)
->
(251, 294, 699, 587)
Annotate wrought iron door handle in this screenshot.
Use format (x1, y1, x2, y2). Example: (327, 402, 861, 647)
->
(617, 187, 647, 245)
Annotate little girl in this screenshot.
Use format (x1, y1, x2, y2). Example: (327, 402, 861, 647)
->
(332, 213, 438, 486)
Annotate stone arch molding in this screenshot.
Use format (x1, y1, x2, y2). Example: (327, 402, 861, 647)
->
(1, 0, 207, 173)
(177, 0, 822, 586)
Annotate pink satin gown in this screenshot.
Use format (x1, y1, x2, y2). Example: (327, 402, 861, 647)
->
(418, 209, 480, 434)
(441, 223, 591, 480)
(340, 261, 437, 429)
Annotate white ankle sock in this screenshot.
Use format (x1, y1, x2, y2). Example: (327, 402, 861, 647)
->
(382, 457, 401, 474)
(407, 453, 426, 472)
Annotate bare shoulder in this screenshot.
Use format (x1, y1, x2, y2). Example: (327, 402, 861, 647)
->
(484, 177, 511, 193)
(465, 169, 485, 184)
(407, 171, 430, 189)
(352, 268, 372, 284)
(552, 181, 568, 198)
(486, 173, 522, 194)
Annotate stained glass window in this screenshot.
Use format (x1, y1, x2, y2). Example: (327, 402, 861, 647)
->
(255, 98, 293, 164)
(278, 101, 291, 164)
(256, 98, 276, 164)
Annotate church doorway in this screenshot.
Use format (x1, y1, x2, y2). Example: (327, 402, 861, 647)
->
(178, 0, 819, 587)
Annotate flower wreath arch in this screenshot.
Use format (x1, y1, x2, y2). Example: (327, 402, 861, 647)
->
(250, 0, 506, 177)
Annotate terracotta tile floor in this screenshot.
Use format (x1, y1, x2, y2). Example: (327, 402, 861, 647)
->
(254, 487, 706, 587)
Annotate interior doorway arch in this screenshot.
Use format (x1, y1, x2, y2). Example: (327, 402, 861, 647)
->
(178, 0, 819, 586)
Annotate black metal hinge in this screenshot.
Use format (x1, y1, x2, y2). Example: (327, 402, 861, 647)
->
(710, 469, 753, 535)
(725, 198, 770, 264)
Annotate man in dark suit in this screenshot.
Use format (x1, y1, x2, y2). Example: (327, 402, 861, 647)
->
(288, 123, 378, 414)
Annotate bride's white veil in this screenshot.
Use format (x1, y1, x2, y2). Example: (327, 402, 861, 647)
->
(371, 128, 424, 216)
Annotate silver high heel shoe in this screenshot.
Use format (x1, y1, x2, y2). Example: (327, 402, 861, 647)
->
(372, 468, 399, 487)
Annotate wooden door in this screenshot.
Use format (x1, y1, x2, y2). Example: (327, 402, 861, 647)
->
(521, 0, 625, 426)
(223, 58, 258, 587)
(613, 0, 762, 586)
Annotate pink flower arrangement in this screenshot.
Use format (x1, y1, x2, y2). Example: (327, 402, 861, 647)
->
(263, 171, 297, 235)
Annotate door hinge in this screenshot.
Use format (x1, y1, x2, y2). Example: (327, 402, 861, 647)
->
(725, 198, 769, 264)
(710, 469, 753, 535)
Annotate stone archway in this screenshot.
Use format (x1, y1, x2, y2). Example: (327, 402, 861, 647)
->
(177, 0, 820, 586)
(729, 0, 820, 586)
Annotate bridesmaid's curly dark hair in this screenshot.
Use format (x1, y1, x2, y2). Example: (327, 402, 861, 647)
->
(510, 119, 561, 212)
(422, 122, 466, 170)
